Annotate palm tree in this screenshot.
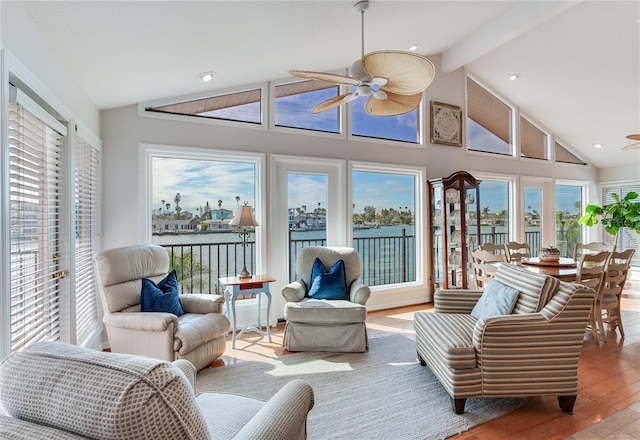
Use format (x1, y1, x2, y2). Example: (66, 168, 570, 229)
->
(174, 193, 181, 219)
(218, 199, 222, 209)
(161, 199, 165, 214)
(481, 207, 490, 219)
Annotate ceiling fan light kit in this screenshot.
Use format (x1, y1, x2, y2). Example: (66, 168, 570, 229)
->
(288, 0, 435, 117)
(623, 134, 640, 150)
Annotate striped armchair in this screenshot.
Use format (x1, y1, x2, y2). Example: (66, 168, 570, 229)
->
(414, 263, 595, 414)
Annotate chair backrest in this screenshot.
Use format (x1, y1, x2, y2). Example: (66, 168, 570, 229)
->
(504, 241, 531, 262)
(479, 242, 507, 257)
(296, 246, 362, 288)
(573, 242, 614, 261)
(94, 244, 170, 313)
(603, 249, 635, 297)
(575, 251, 610, 301)
(470, 248, 506, 288)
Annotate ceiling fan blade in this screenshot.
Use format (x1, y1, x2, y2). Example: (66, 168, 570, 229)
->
(312, 93, 356, 114)
(622, 142, 640, 150)
(289, 70, 361, 87)
(364, 91, 423, 117)
(362, 51, 435, 95)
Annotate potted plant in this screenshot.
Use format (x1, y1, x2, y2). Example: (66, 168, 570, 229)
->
(578, 191, 640, 245)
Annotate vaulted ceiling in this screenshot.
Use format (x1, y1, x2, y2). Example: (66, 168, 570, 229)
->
(13, 1, 640, 169)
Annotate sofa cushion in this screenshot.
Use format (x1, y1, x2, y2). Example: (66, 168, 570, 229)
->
(307, 258, 348, 300)
(0, 342, 210, 440)
(493, 263, 559, 314)
(141, 270, 185, 316)
(284, 298, 367, 324)
(471, 280, 519, 319)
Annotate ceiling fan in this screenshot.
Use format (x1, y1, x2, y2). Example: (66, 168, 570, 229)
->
(288, 0, 435, 117)
(622, 134, 640, 150)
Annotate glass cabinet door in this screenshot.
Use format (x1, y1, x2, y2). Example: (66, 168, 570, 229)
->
(429, 171, 481, 292)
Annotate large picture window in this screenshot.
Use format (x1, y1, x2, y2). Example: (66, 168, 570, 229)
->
(146, 147, 263, 294)
(351, 165, 422, 286)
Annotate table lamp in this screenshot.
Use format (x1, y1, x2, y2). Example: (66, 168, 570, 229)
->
(229, 202, 259, 278)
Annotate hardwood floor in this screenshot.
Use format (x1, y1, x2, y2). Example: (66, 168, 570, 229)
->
(214, 280, 640, 439)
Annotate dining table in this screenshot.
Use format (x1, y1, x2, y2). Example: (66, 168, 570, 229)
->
(515, 257, 577, 282)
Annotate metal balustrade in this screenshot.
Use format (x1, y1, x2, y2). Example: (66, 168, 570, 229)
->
(160, 229, 577, 293)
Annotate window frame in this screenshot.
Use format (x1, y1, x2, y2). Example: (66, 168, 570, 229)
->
(519, 113, 551, 162)
(465, 74, 516, 158)
(269, 73, 346, 140)
(139, 143, 266, 271)
(139, 83, 269, 131)
(349, 161, 426, 289)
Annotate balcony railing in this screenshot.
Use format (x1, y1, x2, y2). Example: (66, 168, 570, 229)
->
(161, 229, 578, 293)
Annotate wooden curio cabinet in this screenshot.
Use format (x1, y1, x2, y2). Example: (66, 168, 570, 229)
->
(428, 171, 481, 291)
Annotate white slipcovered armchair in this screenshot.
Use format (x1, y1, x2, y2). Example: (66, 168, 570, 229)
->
(94, 244, 230, 370)
(282, 246, 371, 352)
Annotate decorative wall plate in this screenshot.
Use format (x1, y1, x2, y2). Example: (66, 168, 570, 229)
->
(430, 101, 463, 147)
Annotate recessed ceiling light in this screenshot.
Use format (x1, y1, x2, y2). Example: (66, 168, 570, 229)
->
(508, 74, 519, 81)
(409, 44, 419, 51)
(197, 71, 216, 82)
(594, 143, 603, 149)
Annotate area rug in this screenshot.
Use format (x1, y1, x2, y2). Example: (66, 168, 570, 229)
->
(196, 334, 526, 439)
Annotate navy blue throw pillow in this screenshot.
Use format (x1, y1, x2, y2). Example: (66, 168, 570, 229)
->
(307, 258, 348, 300)
(140, 270, 185, 316)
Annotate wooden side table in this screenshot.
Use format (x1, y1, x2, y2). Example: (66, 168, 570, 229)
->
(218, 275, 275, 349)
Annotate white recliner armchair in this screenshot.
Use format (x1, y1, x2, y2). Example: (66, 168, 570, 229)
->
(94, 244, 230, 370)
(282, 246, 371, 352)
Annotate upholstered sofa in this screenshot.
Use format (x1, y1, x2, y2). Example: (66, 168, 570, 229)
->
(94, 244, 230, 371)
(414, 263, 595, 414)
(0, 342, 314, 440)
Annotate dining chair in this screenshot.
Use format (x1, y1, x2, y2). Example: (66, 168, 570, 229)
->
(573, 242, 614, 261)
(575, 250, 611, 345)
(600, 249, 635, 339)
(470, 248, 507, 289)
(503, 241, 531, 263)
(479, 242, 508, 258)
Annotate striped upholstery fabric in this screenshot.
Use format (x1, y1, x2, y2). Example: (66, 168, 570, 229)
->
(493, 263, 560, 313)
(433, 289, 483, 314)
(414, 270, 595, 413)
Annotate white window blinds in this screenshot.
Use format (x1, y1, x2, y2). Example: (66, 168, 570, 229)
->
(9, 93, 65, 352)
(74, 134, 100, 344)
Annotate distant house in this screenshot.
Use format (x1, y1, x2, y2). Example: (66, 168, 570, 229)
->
(211, 208, 233, 220)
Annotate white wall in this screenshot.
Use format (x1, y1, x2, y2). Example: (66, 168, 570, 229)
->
(0, 1, 100, 133)
(100, 55, 599, 319)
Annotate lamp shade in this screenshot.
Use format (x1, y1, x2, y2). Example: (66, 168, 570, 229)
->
(229, 205, 259, 227)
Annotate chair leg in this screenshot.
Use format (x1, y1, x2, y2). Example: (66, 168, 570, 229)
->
(417, 352, 426, 366)
(595, 305, 607, 344)
(614, 304, 625, 337)
(452, 398, 466, 414)
(558, 395, 576, 414)
(589, 312, 602, 346)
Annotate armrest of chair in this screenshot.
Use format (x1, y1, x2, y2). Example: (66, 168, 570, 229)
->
(282, 280, 307, 303)
(103, 312, 178, 332)
(350, 280, 371, 305)
(434, 289, 483, 314)
(233, 379, 315, 440)
(172, 359, 197, 392)
(180, 294, 224, 314)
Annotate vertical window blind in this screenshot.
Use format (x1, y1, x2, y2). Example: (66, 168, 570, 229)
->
(9, 91, 66, 352)
(74, 134, 100, 344)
